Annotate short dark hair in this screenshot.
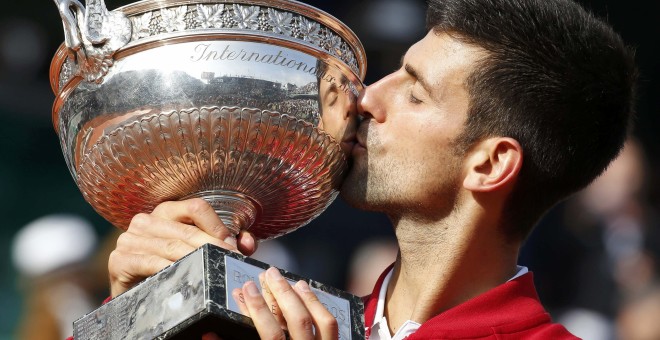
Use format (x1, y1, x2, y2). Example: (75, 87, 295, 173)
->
(427, 0, 637, 240)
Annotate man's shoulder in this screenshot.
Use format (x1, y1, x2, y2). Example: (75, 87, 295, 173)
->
(406, 273, 580, 339)
(408, 308, 579, 339)
(511, 322, 579, 339)
(408, 323, 579, 340)
(489, 310, 579, 339)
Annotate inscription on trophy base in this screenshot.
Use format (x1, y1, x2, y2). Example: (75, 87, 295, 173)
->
(73, 244, 365, 340)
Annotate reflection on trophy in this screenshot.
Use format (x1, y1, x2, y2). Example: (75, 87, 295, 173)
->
(50, 0, 366, 338)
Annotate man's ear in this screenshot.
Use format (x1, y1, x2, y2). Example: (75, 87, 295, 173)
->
(463, 137, 523, 193)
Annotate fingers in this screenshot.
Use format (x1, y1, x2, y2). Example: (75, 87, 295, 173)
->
(234, 268, 339, 340)
(128, 211, 237, 252)
(231, 288, 250, 316)
(151, 198, 237, 246)
(116, 232, 196, 262)
(237, 230, 258, 256)
(110, 198, 242, 298)
(261, 268, 316, 339)
(108, 249, 173, 297)
(242, 281, 287, 340)
(293, 281, 339, 340)
(258, 271, 287, 328)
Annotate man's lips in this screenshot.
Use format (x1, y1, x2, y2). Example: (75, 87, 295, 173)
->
(355, 132, 367, 149)
(341, 139, 356, 148)
(347, 120, 368, 153)
(339, 133, 357, 155)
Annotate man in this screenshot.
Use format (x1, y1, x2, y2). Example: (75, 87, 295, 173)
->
(108, 0, 636, 338)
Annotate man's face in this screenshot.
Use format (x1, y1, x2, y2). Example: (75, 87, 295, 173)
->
(341, 31, 485, 219)
(318, 67, 358, 156)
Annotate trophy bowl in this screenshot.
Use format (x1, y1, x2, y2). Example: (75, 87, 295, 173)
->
(50, 0, 366, 240)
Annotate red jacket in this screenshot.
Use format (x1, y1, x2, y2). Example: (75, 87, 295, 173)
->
(363, 269, 579, 339)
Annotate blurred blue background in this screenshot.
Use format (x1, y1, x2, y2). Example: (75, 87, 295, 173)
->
(0, 0, 657, 339)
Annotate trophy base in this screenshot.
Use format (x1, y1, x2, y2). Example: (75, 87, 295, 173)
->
(73, 244, 364, 340)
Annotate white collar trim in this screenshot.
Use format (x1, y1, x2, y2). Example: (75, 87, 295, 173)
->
(369, 265, 529, 339)
(371, 269, 421, 340)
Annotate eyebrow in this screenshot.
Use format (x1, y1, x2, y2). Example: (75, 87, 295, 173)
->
(404, 63, 434, 97)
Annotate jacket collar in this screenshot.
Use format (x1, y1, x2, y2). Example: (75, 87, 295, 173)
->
(363, 267, 549, 337)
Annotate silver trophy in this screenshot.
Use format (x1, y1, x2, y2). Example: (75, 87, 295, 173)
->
(50, 0, 366, 338)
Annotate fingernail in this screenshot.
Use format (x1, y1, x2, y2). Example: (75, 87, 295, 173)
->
(224, 236, 237, 247)
(295, 280, 311, 293)
(266, 267, 283, 281)
(258, 272, 270, 294)
(244, 281, 260, 297)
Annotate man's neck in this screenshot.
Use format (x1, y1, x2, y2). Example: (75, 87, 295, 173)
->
(383, 212, 520, 335)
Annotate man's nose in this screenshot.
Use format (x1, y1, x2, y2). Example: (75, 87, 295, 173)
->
(357, 73, 395, 123)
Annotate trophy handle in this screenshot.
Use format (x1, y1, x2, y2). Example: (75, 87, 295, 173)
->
(53, 0, 132, 83)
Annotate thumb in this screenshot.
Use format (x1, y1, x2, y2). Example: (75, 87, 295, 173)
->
(237, 230, 258, 256)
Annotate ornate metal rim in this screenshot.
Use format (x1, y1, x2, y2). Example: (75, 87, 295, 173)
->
(50, 32, 364, 134)
(50, 0, 366, 94)
(116, 0, 366, 75)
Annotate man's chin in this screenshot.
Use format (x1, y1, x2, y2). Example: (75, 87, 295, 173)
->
(339, 176, 363, 205)
(338, 180, 375, 211)
(338, 160, 376, 209)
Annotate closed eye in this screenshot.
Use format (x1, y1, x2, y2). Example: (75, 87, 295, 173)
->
(409, 92, 423, 104)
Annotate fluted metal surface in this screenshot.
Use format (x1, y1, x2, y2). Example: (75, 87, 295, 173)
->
(76, 107, 345, 239)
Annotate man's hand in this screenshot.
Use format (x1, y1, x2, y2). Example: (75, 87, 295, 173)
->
(232, 267, 339, 340)
(108, 198, 257, 297)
